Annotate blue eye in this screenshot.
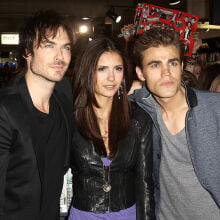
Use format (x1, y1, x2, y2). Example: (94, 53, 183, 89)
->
(45, 44, 53, 48)
(64, 45, 71, 51)
(151, 63, 159, 68)
(169, 61, 178, 66)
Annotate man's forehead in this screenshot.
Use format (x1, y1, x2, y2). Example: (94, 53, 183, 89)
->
(34, 27, 70, 46)
(36, 28, 57, 40)
(36, 26, 67, 39)
(142, 45, 180, 58)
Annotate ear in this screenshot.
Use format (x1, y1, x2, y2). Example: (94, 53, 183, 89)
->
(22, 49, 32, 61)
(181, 61, 184, 71)
(135, 66, 145, 82)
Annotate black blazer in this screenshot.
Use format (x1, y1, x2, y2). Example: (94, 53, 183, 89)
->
(0, 75, 73, 220)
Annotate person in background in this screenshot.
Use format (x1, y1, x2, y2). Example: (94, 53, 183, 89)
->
(184, 32, 202, 80)
(182, 70, 199, 88)
(120, 24, 143, 94)
(68, 37, 155, 220)
(198, 63, 220, 90)
(0, 10, 74, 220)
(209, 74, 220, 92)
(130, 26, 220, 220)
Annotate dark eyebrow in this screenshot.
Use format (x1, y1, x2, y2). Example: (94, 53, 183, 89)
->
(41, 39, 55, 44)
(97, 65, 108, 69)
(147, 60, 161, 66)
(169, 58, 180, 62)
(147, 58, 180, 66)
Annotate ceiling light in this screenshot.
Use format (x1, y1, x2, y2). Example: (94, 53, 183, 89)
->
(79, 25, 89, 33)
(106, 7, 121, 23)
(169, 0, 181, 6)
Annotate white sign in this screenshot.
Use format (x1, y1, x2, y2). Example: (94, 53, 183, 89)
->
(1, 33, 19, 45)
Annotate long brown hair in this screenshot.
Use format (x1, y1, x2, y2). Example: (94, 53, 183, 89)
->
(73, 37, 131, 158)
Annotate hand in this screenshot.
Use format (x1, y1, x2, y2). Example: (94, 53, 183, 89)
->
(120, 24, 136, 42)
(191, 32, 202, 53)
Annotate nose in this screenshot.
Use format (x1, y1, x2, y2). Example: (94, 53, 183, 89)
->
(161, 64, 170, 77)
(55, 48, 64, 61)
(107, 68, 115, 81)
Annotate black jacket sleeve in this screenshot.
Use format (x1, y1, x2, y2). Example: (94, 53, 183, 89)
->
(133, 103, 156, 220)
(0, 102, 12, 216)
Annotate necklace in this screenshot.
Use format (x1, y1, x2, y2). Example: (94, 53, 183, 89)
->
(97, 117, 109, 138)
(94, 107, 110, 139)
(102, 129, 108, 138)
(102, 165, 111, 192)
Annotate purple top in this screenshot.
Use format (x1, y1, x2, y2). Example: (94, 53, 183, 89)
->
(68, 157, 136, 220)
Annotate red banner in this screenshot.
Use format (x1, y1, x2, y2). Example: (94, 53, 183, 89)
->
(134, 3, 199, 56)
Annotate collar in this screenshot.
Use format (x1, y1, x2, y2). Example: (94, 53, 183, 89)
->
(129, 80, 198, 109)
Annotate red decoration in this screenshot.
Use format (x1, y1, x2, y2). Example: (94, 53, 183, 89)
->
(134, 3, 199, 56)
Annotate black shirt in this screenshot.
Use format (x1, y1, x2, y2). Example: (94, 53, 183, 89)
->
(32, 95, 67, 220)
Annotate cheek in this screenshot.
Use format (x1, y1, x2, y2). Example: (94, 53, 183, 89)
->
(145, 75, 157, 90)
(170, 67, 182, 77)
(93, 74, 98, 86)
(65, 53, 71, 62)
(216, 84, 220, 92)
(145, 70, 159, 83)
(94, 72, 105, 88)
(116, 72, 124, 83)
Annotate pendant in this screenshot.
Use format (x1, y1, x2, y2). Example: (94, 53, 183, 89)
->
(102, 183, 111, 192)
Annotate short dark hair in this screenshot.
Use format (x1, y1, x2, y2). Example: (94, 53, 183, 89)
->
(17, 10, 74, 74)
(133, 26, 185, 69)
(73, 37, 131, 158)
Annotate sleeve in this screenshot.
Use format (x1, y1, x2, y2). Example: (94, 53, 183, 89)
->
(0, 104, 12, 216)
(135, 118, 156, 220)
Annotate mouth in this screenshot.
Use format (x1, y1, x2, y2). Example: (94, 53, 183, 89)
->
(51, 65, 65, 71)
(103, 85, 116, 90)
(160, 81, 174, 86)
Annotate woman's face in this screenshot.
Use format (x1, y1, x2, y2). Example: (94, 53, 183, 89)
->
(93, 51, 124, 101)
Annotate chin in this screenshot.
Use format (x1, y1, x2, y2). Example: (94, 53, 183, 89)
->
(51, 73, 65, 81)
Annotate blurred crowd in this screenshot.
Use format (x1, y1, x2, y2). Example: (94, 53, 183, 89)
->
(0, 62, 16, 88)
(1, 24, 220, 93)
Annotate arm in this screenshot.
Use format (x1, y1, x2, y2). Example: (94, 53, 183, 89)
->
(120, 23, 136, 44)
(0, 104, 12, 216)
(184, 32, 202, 74)
(135, 114, 155, 220)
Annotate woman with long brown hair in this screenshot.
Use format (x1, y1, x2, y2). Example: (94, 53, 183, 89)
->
(68, 37, 155, 220)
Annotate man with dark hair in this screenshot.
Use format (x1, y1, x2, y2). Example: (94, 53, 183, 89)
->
(130, 27, 220, 219)
(0, 10, 74, 220)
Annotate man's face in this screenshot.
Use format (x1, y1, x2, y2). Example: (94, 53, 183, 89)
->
(191, 18, 196, 25)
(136, 45, 183, 101)
(26, 26, 71, 83)
(184, 16, 189, 23)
